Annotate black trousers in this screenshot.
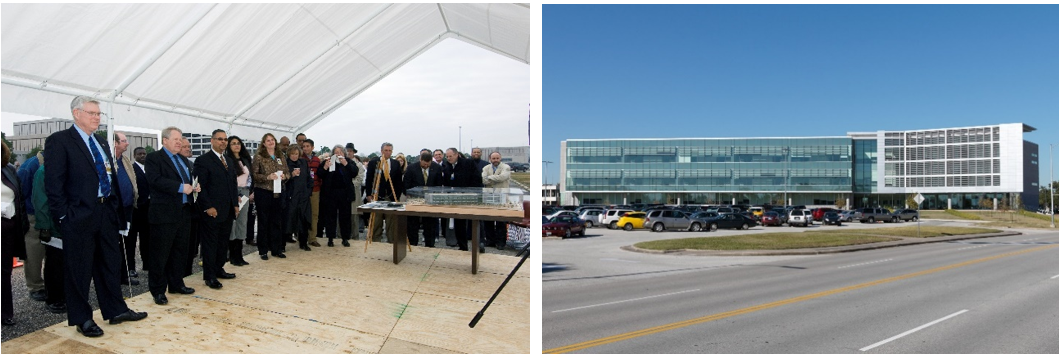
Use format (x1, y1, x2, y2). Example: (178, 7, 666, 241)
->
(319, 195, 352, 240)
(255, 188, 284, 255)
(2, 219, 13, 321)
(184, 215, 199, 277)
(61, 200, 130, 326)
(484, 221, 507, 248)
(246, 201, 257, 242)
(126, 202, 150, 271)
(407, 216, 439, 247)
(454, 219, 471, 250)
(199, 215, 233, 281)
(148, 205, 192, 296)
(44, 245, 66, 305)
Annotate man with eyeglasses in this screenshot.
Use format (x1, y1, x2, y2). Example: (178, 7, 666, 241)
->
(145, 126, 200, 308)
(193, 130, 239, 290)
(44, 96, 148, 337)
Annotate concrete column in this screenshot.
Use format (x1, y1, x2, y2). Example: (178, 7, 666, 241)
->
(677, 197, 681, 205)
(623, 197, 627, 205)
(993, 198, 997, 211)
(947, 198, 952, 210)
(846, 198, 850, 210)
(732, 197, 736, 205)
(788, 198, 792, 206)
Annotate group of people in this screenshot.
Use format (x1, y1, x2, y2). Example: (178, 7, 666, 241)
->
(1, 95, 514, 337)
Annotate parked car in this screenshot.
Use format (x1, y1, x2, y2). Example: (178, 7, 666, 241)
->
(543, 206, 561, 216)
(811, 208, 836, 222)
(837, 210, 855, 222)
(542, 216, 586, 238)
(617, 212, 647, 231)
(822, 211, 843, 226)
(788, 209, 813, 227)
(894, 209, 920, 222)
(855, 208, 897, 223)
(599, 209, 634, 229)
(579, 210, 603, 228)
(645, 209, 706, 232)
(749, 206, 765, 219)
(545, 210, 579, 220)
(739, 211, 759, 225)
(702, 213, 757, 231)
(772, 208, 790, 224)
(761, 211, 783, 226)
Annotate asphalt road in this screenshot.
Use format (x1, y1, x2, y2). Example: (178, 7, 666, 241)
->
(542, 221, 1058, 354)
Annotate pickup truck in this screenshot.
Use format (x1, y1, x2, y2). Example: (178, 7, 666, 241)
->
(854, 208, 898, 223)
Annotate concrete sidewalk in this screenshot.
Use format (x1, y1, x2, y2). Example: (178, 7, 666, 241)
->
(621, 230, 1024, 256)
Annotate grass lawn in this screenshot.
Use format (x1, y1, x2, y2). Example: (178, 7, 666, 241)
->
(511, 172, 530, 188)
(633, 233, 899, 251)
(920, 210, 1059, 230)
(820, 226, 1001, 238)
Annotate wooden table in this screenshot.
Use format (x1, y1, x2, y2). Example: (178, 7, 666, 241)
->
(358, 204, 525, 274)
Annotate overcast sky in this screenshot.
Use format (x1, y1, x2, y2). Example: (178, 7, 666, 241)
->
(3, 37, 530, 159)
(305, 38, 530, 158)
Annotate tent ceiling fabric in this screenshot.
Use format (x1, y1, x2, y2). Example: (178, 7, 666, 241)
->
(1, 3, 529, 137)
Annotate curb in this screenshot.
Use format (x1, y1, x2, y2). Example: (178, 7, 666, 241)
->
(620, 231, 1024, 256)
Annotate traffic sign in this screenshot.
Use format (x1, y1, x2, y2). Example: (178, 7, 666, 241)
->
(914, 193, 925, 205)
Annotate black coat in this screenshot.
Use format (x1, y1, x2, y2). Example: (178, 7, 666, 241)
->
(319, 157, 357, 203)
(403, 162, 444, 190)
(193, 151, 239, 222)
(133, 162, 150, 207)
(285, 157, 312, 233)
(442, 158, 483, 188)
(43, 126, 124, 229)
(2, 165, 28, 259)
(365, 158, 404, 201)
(145, 148, 194, 224)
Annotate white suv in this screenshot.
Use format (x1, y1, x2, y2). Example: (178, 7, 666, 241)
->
(788, 209, 813, 227)
(600, 209, 633, 229)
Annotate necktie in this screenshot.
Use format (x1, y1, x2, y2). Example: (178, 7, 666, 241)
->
(174, 154, 190, 184)
(220, 154, 228, 170)
(88, 136, 111, 197)
(383, 160, 390, 181)
(423, 168, 428, 185)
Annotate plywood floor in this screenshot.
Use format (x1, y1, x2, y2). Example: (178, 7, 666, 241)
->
(1, 243, 529, 354)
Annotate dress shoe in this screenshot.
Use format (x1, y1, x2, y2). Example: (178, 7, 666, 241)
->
(327, 240, 335, 247)
(479, 246, 486, 253)
(2, 318, 15, 326)
(300, 245, 311, 251)
(246, 239, 256, 246)
(341, 240, 350, 247)
(230, 258, 245, 266)
(272, 253, 287, 258)
(218, 272, 236, 279)
(205, 279, 223, 289)
(153, 294, 168, 305)
(128, 270, 139, 278)
(108, 309, 147, 325)
(286, 237, 297, 243)
(260, 254, 268, 260)
(238, 256, 250, 265)
(169, 286, 195, 295)
(281, 247, 286, 252)
(46, 303, 67, 313)
(76, 320, 104, 337)
(29, 289, 47, 302)
(121, 278, 140, 286)
(496, 245, 507, 250)
(309, 241, 321, 247)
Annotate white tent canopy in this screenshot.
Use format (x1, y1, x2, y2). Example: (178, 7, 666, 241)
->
(1, 3, 529, 139)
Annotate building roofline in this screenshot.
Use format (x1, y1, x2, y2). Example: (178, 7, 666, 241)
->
(562, 136, 851, 142)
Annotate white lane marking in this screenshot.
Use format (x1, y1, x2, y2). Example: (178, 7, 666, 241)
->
(600, 258, 640, 263)
(551, 289, 701, 313)
(860, 310, 969, 352)
(957, 245, 989, 251)
(837, 259, 893, 269)
(1051, 275, 1059, 280)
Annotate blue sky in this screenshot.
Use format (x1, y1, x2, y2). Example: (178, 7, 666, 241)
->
(543, 4, 1059, 187)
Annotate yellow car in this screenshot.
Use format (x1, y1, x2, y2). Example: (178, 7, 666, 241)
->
(617, 212, 647, 231)
(749, 206, 764, 218)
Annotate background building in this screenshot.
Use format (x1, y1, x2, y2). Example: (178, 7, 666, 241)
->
(7, 118, 158, 164)
(183, 132, 259, 159)
(560, 123, 1038, 210)
(479, 146, 529, 164)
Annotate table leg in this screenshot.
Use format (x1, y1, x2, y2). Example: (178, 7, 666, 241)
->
(471, 219, 480, 274)
(393, 214, 407, 264)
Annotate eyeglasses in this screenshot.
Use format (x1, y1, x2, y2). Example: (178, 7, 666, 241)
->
(77, 109, 106, 118)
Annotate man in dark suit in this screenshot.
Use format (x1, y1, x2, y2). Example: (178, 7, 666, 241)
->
(145, 127, 199, 306)
(442, 147, 485, 252)
(365, 142, 405, 243)
(128, 147, 150, 274)
(403, 152, 443, 247)
(193, 130, 239, 290)
(43, 96, 147, 337)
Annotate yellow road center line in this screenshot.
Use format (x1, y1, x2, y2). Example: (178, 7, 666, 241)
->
(544, 244, 1057, 354)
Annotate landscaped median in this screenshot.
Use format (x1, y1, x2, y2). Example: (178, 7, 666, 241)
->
(628, 226, 1005, 255)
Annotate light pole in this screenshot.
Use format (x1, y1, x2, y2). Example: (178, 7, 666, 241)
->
(1052, 143, 1055, 228)
(784, 146, 789, 208)
(542, 160, 552, 185)
(458, 126, 462, 154)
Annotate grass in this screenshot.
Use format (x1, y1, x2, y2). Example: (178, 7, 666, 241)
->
(819, 226, 1000, 238)
(919, 209, 1059, 230)
(633, 233, 899, 251)
(919, 210, 976, 220)
(511, 172, 530, 189)
(945, 209, 982, 220)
